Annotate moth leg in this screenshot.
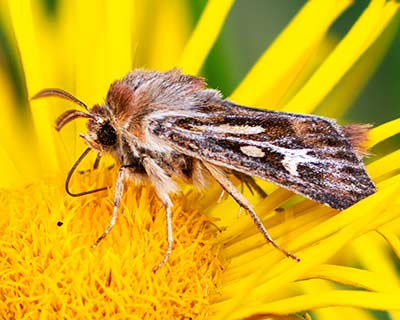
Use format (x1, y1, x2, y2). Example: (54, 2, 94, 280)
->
(93, 152, 102, 170)
(233, 171, 267, 198)
(142, 156, 177, 272)
(93, 154, 116, 171)
(217, 190, 226, 203)
(152, 197, 173, 273)
(233, 172, 284, 211)
(92, 166, 127, 247)
(77, 152, 102, 175)
(203, 162, 299, 261)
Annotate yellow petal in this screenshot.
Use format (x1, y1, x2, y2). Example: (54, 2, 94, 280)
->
(301, 264, 399, 292)
(233, 291, 400, 317)
(350, 233, 399, 287)
(146, 0, 191, 70)
(315, 10, 400, 118)
(0, 65, 42, 186)
(378, 226, 400, 259)
(299, 280, 376, 320)
(8, 0, 59, 172)
(274, 35, 339, 110)
(72, 0, 124, 103)
(367, 149, 400, 180)
(283, 0, 400, 113)
(212, 180, 399, 318)
(103, 0, 133, 81)
(369, 117, 400, 147)
(179, 0, 235, 75)
(349, 232, 400, 320)
(0, 146, 25, 187)
(230, 0, 352, 107)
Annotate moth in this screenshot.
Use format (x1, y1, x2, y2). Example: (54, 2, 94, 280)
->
(33, 69, 376, 271)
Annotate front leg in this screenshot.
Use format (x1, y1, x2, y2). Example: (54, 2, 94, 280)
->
(92, 166, 127, 247)
(142, 156, 178, 272)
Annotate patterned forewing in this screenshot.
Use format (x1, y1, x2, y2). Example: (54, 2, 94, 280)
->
(150, 101, 376, 210)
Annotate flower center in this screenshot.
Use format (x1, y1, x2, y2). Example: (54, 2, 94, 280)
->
(0, 172, 223, 318)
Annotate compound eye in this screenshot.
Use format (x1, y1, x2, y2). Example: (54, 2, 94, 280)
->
(97, 122, 117, 146)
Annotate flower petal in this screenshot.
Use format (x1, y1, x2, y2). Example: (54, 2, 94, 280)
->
(212, 179, 399, 318)
(378, 227, 400, 259)
(233, 291, 400, 318)
(298, 280, 376, 320)
(0, 67, 42, 186)
(0, 146, 25, 187)
(179, 0, 235, 75)
(301, 264, 399, 292)
(367, 150, 400, 180)
(145, 0, 191, 70)
(71, 0, 131, 102)
(103, 0, 133, 81)
(230, 0, 352, 107)
(369, 117, 400, 147)
(8, 0, 60, 171)
(283, 0, 400, 113)
(315, 10, 400, 118)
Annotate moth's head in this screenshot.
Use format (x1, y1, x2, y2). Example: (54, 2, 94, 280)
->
(31, 88, 119, 153)
(81, 108, 118, 152)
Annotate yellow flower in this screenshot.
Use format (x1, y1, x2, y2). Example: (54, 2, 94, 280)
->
(1, 0, 400, 319)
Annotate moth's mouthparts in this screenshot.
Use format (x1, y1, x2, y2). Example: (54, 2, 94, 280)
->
(80, 133, 98, 150)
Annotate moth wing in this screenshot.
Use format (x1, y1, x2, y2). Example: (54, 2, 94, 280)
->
(149, 100, 376, 210)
